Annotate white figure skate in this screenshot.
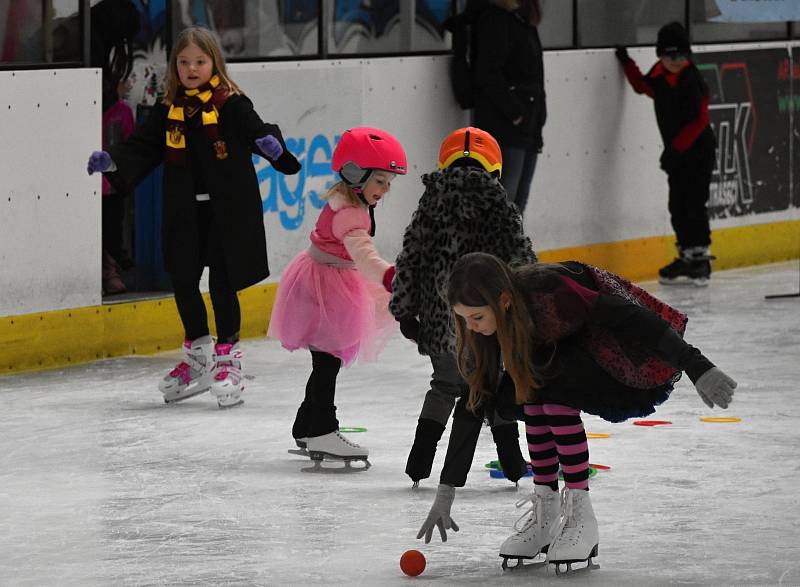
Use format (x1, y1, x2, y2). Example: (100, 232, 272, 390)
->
(210, 342, 244, 408)
(500, 485, 560, 570)
(302, 430, 370, 472)
(546, 488, 600, 575)
(159, 335, 215, 403)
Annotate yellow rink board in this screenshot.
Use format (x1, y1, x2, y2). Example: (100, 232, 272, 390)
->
(1, 219, 798, 374)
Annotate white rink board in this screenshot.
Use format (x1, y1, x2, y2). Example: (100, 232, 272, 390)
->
(0, 46, 797, 318)
(0, 69, 103, 316)
(229, 56, 468, 277)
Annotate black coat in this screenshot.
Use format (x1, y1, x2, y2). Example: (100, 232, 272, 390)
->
(644, 61, 716, 170)
(107, 94, 301, 290)
(472, 4, 546, 149)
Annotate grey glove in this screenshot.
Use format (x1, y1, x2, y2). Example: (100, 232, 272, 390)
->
(695, 367, 736, 409)
(416, 483, 459, 543)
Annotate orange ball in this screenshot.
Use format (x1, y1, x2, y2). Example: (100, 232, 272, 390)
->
(400, 549, 426, 577)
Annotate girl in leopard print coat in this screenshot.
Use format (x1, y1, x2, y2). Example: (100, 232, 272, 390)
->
(389, 126, 537, 488)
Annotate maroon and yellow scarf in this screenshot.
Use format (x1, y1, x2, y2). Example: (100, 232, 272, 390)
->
(166, 74, 230, 165)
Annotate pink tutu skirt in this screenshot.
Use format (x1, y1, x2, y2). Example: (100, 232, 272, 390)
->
(267, 250, 397, 366)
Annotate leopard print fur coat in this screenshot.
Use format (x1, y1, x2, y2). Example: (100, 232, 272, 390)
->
(389, 166, 537, 356)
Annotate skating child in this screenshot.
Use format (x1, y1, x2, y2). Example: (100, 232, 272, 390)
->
(418, 252, 736, 573)
(87, 26, 300, 407)
(268, 127, 407, 463)
(389, 126, 536, 489)
(616, 22, 717, 286)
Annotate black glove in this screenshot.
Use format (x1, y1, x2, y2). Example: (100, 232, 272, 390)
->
(659, 147, 682, 174)
(615, 45, 631, 64)
(399, 317, 420, 343)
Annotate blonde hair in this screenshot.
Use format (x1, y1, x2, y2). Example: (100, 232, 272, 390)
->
(163, 26, 242, 105)
(447, 253, 538, 412)
(321, 181, 362, 207)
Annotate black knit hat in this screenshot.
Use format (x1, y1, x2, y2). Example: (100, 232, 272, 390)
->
(656, 22, 690, 57)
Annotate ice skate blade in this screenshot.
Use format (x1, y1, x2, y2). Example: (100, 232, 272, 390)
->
(301, 451, 371, 473)
(217, 397, 244, 409)
(549, 545, 600, 575)
(162, 385, 211, 404)
(659, 276, 709, 287)
(501, 553, 547, 571)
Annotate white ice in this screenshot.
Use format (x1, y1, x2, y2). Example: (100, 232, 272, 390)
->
(1, 262, 799, 586)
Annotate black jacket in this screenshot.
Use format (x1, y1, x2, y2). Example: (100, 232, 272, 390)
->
(472, 3, 546, 149)
(107, 94, 300, 290)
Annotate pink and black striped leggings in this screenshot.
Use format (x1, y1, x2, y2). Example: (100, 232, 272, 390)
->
(523, 404, 590, 491)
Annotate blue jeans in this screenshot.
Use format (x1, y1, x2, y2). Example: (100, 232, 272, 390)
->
(500, 145, 539, 215)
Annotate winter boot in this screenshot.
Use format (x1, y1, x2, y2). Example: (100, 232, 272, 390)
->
(210, 341, 244, 408)
(499, 485, 560, 569)
(546, 488, 600, 574)
(307, 430, 369, 460)
(102, 250, 127, 295)
(491, 422, 530, 484)
(405, 418, 446, 485)
(159, 335, 215, 403)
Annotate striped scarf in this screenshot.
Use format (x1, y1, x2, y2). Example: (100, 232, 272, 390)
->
(165, 74, 230, 165)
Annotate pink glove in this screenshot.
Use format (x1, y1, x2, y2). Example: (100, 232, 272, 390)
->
(255, 135, 283, 159)
(382, 265, 396, 293)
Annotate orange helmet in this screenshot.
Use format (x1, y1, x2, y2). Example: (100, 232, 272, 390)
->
(437, 126, 502, 177)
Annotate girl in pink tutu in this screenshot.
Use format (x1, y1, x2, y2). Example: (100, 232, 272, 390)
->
(268, 127, 407, 462)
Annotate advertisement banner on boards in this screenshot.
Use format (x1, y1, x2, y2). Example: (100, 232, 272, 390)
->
(693, 48, 795, 218)
(711, 0, 800, 22)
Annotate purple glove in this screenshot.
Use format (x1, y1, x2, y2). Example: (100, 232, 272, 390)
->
(255, 135, 283, 159)
(87, 151, 112, 175)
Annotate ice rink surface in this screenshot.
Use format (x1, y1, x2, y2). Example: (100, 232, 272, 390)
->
(1, 262, 799, 586)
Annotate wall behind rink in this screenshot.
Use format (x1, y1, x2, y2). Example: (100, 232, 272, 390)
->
(0, 69, 102, 317)
(1, 47, 798, 373)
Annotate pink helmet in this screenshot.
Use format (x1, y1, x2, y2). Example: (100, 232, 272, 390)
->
(332, 127, 407, 191)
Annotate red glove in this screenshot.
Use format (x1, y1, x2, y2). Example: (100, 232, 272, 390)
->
(382, 265, 396, 293)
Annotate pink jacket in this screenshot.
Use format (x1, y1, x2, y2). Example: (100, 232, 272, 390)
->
(309, 191, 390, 284)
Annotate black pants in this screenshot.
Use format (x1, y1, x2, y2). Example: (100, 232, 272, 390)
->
(172, 201, 240, 343)
(292, 350, 343, 438)
(102, 191, 128, 264)
(667, 154, 714, 248)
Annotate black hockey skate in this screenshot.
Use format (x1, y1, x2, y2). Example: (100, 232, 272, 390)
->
(659, 251, 714, 286)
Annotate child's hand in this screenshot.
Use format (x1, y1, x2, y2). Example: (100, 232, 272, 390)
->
(256, 134, 283, 159)
(694, 367, 736, 409)
(416, 484, 459, 543)
(659, 147, 681, 174)
(615, 46, 631, 64)
(399, 317, 420, 343)
(382, 265, 396, 293)
(87, 151, 112, 175)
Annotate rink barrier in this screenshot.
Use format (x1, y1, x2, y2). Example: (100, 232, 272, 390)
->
(0, 218, 798, 375)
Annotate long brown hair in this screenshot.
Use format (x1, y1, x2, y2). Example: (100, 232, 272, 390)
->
(446, 252, 537, 411)
(163, 26, 241, 105)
